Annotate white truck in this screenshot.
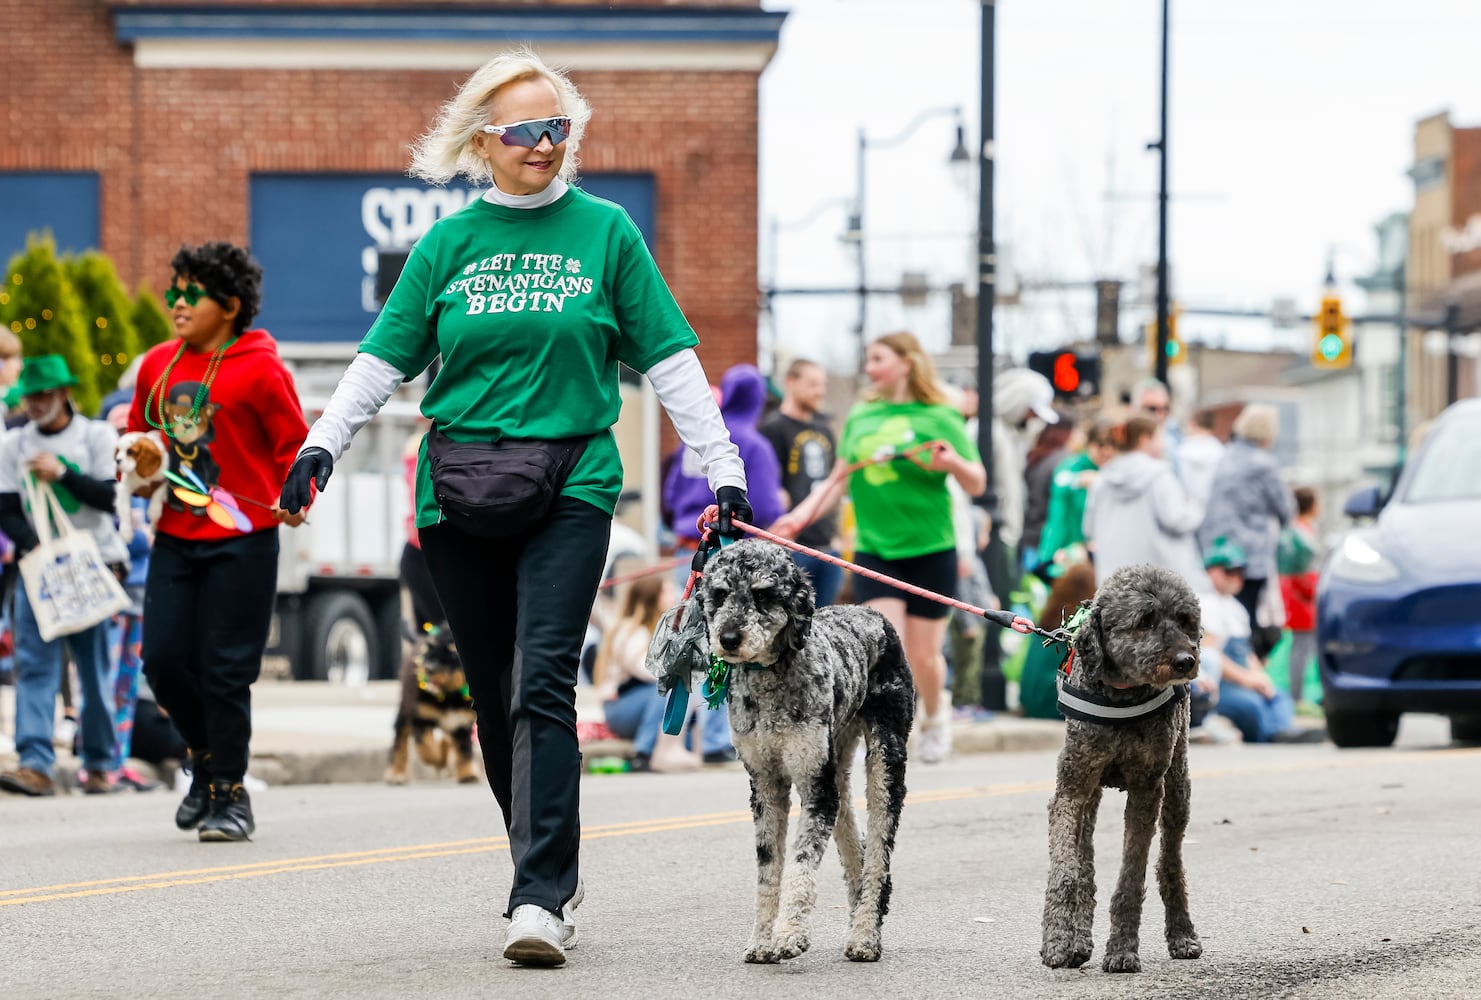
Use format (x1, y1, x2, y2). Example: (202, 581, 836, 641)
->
(270, 345, 662, 683)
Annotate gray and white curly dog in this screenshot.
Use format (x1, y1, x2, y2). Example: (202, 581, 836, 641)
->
(696, 538, 915, 964)
(1042, 564, 1204, 974)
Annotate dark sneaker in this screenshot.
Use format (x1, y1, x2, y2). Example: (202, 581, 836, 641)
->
(702, 748, 739, 765)
(175, 751, 212, 830)
(81, 770, 114, 795)
(198, 780, 255, 842)
(0, 766, 56, 797)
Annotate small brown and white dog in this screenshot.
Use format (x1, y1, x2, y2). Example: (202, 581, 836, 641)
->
(114, 430, 167, 539)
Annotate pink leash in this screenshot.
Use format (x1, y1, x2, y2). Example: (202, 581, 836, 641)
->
(695, 505, 1071, 644)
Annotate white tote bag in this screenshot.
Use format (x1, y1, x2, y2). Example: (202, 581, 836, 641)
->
(18, 475, 131, 642)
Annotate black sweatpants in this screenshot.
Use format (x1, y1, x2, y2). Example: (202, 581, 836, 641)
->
(420, 497, 611, 918)
(142, 529, 279, 782)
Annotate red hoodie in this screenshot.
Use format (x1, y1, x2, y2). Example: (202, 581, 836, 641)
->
(129, 329, 308, 542)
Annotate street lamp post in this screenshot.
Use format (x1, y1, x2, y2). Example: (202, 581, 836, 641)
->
(1150, 0, 1172, 388)
(852, 107, 970, 372)
(977, 1, 996, 502)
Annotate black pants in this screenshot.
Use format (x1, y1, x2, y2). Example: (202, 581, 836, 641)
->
(420, 498, 611, 918)
(978, 524, 1018, 710)
(143, 530, 279, 782)
(131, 698, 188, 767)
(399, 541, 444, 630)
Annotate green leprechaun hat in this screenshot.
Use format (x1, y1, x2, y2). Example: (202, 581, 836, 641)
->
(1203, 535, 1248, 571)
(15, 354, 79, 398)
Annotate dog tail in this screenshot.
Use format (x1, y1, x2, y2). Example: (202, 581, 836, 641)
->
(865, 618, 915, 738)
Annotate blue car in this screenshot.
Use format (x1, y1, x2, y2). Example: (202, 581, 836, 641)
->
(1317, 397, 1481, 748)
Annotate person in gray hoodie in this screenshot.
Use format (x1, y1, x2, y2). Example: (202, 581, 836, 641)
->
(1083, 412, 1205, 589)
(1197, 403, 1294, 627)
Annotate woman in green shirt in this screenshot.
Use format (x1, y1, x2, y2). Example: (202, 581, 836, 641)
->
(775, 332, 985, 764)
(279, 51, 749, 967)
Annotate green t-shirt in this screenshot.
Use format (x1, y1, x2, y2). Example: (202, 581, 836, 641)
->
(838, 400, 979, 560)
(1037, 451, 1097, 575)
(360, 186, 699, 528)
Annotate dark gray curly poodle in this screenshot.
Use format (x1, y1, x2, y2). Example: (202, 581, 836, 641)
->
(1041, 564, 1204, 974)
(697, 539, 915, 964)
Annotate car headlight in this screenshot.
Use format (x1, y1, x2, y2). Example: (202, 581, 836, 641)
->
(1326, 533, 1400, 584)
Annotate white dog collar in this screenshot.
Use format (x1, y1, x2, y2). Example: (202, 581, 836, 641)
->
(1056, 678, 1187, 726)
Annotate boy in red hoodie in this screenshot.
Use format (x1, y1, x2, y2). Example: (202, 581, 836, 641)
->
(129, 242, 308, 841)
(1278, 486, 1321, 705)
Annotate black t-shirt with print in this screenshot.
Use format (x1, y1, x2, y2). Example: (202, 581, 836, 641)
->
(759, 411, 838, 549)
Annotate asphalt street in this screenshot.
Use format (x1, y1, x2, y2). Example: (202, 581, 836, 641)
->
(4, 715, 1479, 1000)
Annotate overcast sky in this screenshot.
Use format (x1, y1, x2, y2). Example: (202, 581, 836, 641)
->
(758, 0, 1481, 373)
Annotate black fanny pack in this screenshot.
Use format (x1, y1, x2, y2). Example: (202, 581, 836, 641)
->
(427, 427, 590, 540)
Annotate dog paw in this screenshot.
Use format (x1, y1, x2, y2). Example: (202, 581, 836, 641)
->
(773, 929, 810, 959)
(383, 769, 408, 786)
(744, 945, 781, 964)
(1041, 936, 1091, 969)
(1102, 950, 1142, 974)
(1167, 934, 1202, 959)
(456, 769, 479, 784)
(844, 937, 882, 963)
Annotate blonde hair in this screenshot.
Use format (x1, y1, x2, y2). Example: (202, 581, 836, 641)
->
(866, 332, 949, 406)
(1231, 403, 1279, 447)
(408, 48, 592, 186)
(591, 574, 667, 688)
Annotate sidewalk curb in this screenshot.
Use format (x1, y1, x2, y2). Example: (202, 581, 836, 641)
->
(0, 720, 1068, 791)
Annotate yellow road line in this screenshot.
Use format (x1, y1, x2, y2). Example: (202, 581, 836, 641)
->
(3, 746, 1474, 908)
(0, 809, 754, 899)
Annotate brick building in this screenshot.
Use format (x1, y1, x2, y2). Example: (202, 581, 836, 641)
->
(0, 0, 781, 376)
(1408, 112, 1481, 417)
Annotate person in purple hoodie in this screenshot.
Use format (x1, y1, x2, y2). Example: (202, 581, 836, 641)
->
(661, 363, 784, 763)
(664, 364, 784, 549)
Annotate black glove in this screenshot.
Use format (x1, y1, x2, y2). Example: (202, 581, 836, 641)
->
(280, 447, 334, 514)
(715, 485, 752, 538)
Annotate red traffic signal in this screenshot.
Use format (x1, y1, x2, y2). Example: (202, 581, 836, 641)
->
(1052, 353, 1080, 393)
(1028, 350, 1100, 400)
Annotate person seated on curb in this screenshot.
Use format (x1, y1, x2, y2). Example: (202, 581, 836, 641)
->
(593, 574, 702, 773)
(1198, 537, 1324, 744)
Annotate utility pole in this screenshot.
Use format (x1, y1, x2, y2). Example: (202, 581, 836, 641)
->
(854, 128, 868, 371)
(976, 0, 996, 500)
(976, 0, 1009, 713)
(1151, 0, 1171, 387)
(1445, 301, 1461, 406)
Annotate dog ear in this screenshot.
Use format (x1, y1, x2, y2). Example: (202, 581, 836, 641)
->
(779, 558, 815, 652)
(1073, 603, 1105, 680)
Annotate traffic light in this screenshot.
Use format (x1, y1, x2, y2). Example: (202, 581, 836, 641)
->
(1027, 350, 1101, 401)
(1311, 294, 1352, 369)
(1145, 305, 1185, 366)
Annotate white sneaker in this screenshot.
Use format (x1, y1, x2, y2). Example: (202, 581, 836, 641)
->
(918, 720, 952, 764)
(54, 717, 78, 752)
(503, 879, 582, 966)
(917, 698, 953, 764)
(561, 878, 584, 947)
